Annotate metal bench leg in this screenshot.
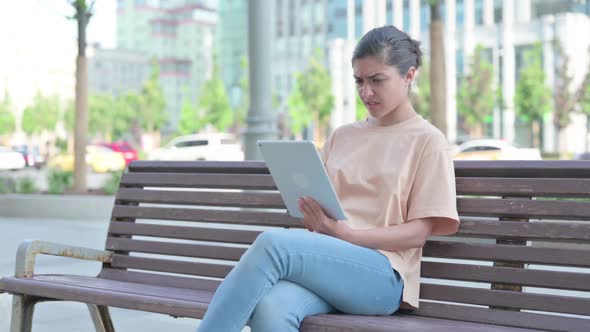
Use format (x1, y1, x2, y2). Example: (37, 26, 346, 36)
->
(88, 304, 115, 332)
(10, 295, 37, 332)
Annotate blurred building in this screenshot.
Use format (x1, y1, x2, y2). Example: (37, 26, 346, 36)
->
(88, 45, 150, 96)
(116, 0, 217, 132)
(217, 0, 248, 109)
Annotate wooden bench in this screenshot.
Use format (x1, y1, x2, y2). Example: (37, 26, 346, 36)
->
(1, 160, 590, 331)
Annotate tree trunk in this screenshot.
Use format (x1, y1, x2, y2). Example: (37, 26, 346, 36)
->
(72, 4, 90, 193)
(532, 121, 540, 150)
(429, 2, 447, 136)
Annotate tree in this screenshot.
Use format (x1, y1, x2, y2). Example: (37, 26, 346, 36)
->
(0, 90, 15, 136)
(233, 56, 250, 134)
(197, 60, 233, 132)
(178, 95, 208, 135)
(580, 84, 590, 152)
(140, 61, 167, 133)
(22, 91, 61, 135)
(428, 0, 447, 135)
(286, 51, 334, 143)
(514, 44, 552, 149)
(411, 61, 431, 121)
(457, 45, 496, 138)
(70, 0, 94, 193)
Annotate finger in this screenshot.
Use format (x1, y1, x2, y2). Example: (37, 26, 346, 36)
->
(304, 197, 324, 219)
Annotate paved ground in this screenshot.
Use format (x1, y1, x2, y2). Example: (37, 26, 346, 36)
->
(0, 217, 250, 332)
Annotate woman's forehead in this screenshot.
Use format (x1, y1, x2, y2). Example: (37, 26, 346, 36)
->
(353, 56, 396, 77)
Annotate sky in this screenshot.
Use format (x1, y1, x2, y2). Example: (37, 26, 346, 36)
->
(0, 0, 116, 50)
(0, 0, 116, 110)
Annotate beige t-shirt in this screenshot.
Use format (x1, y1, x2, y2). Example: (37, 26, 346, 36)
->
(319, 114, 460, 310)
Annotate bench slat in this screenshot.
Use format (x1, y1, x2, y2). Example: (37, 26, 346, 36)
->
(112, 205, 301, 227)
(422, 261, 590, 291)
(116, 188, 285, 208)
(106, 238, 246, 261)
(411, 302, 590, 332)
(108, 221, 261, 244)
(456, 177, 590, 198)
(456, 219, 590, 242)
(421, 284, 590, 315)
(424, 241, 590, 267)
(99, 269, 221, 292)
(120, 173, 276, 190)
(454, 160, 590, 178)
(457, 198, 590, 220)
(128, 160, 271, 174)
(0, 276, 209, 319)
(110, 254, 233, 278)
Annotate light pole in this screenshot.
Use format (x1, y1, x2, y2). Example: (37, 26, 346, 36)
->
(243, 0, 276, 160)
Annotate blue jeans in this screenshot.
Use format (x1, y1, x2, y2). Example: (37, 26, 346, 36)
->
(197, 229, 404, 332)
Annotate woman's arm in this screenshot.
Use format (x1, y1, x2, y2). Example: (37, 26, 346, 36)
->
(299, 196, 457, 251)
(339, 218, 435, 252)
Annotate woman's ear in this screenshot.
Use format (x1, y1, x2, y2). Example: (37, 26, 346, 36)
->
(405, 67, 416, 84)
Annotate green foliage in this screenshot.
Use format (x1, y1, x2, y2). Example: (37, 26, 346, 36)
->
(102, 171, 122, 195)
(197, 60, 233, 132)
(411, 61, 431, 120)
(457, 45, 496, 136)
(514, 44, 552, 124)
(178, 96, 208, 135)
(0, 90, 15, 135)
(14, 177, 39, 194)
(47, 169, 74, 194)
(22, 91, 61, 135)
(582, 81, 590, 116)
(140, 61, 168, 132)
(0, 178, 15, 194)
(236, 57, 250, 128)
(356, 94, 366, 121)
(287, 50, 334, 135)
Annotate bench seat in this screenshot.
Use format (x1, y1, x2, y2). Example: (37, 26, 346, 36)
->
(1, 274, 538, 332)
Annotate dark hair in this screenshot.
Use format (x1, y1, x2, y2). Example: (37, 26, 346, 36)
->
(352, 26, 422, 75)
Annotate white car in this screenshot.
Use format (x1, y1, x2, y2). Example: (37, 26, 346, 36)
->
(148, 133, 244, 161)
(0, 147, 27, 170)
(453, 139, 542, 161)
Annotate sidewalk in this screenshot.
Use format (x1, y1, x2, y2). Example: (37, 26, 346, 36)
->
(0, 216, 202, 332)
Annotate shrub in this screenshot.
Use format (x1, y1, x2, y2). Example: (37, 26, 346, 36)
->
(102, 171, 122, 195)
(47, 169, 74, 194)
(14, 177, 39, 194)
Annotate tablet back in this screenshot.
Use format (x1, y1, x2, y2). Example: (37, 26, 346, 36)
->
(258, 140, 347, 220)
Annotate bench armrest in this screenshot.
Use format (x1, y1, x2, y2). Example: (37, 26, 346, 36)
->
(15, 240, 113, 278)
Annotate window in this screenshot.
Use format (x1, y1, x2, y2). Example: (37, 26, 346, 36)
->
(174, 140, 209, 148)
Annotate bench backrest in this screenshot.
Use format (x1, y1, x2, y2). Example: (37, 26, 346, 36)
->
(101, 160, 590, 330)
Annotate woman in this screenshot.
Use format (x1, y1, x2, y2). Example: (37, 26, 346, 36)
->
(197, 25, 459, 332)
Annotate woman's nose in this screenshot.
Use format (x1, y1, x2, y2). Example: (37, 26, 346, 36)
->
(360, 84, 374, 98)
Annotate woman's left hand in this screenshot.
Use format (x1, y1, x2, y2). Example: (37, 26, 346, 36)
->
(298, 196, 351, 240)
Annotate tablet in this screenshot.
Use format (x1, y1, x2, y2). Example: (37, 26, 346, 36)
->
(258, 140, 347, 220)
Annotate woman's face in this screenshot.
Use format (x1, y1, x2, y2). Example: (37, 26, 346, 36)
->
(353, 55, 415, 121)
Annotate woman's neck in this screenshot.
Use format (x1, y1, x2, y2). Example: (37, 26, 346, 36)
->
(368, 100, 417, 127)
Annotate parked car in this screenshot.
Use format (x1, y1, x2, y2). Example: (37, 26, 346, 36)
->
(99, 141, 139, 166)
(12, 145, 46, 169)
(0, 147, 27, 171)
(453, 139, 542, 161)
(148, 133, 244, 161)
(48, 145, 126, 173)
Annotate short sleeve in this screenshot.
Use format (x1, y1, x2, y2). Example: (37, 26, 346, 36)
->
(319, 129, 337, 165)
(406, 137, 460, 235)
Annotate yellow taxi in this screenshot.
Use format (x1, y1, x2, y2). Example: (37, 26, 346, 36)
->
(49, 145, 126, 173)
